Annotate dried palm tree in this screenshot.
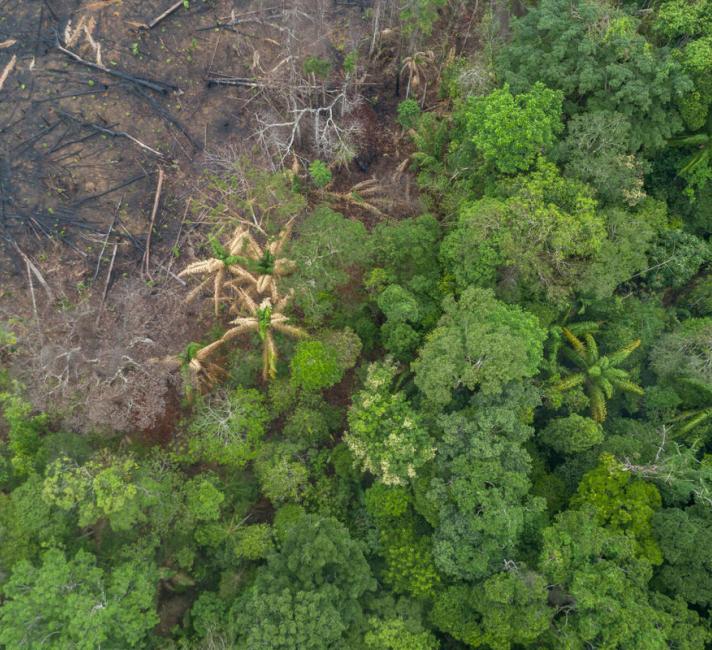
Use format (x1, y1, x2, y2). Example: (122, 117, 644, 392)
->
(180, 222, 297, 313)
(325, 178, 392, 219)
(235, 219, 297, 298)
(178, 228, 256, 316)
(151, 342, 229, 398)
(200, 288, 307, 381)
(401, 50, 435, 100)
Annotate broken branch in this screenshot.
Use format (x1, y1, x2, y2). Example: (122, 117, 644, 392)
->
(142, 168, 165, 278)
(55, 33, 179, 94)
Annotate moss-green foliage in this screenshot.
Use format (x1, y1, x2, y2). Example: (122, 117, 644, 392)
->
(0, 389, 49, 478)
(572, 454, 663, 564)
(369, 214, 442, 359)
(290, 340, 344, 392)
(303, 55, 332, 79)
(365, 616, 439, 650)
(233, 515, 375, 648)
(431, 571, 550, 649)
(456, 82, 563, 174)
(643, 230, 711, 290)
(232, 523, 274, 561)
(413, 288, 546, 405)
(499, 0, 692, 152)
(0, 548, 159, 649)
(653, 504, 712, 607)
(286, 206, 371, 325)
(42, 453, 154, 532)
(425, 401, 545, 581)
(540, 414, 604, 454)
(539, 509, 708, 648)
(365, 484, 440, 599)
(440, 161, 605, 304)
(399, 0, 446, 37)
(255, 442, 310, 504)
(185, 387, 269, 467)
(396, 99, 422, 129)
(308, 160, 332, 188)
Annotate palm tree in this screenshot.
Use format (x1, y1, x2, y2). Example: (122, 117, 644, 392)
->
(226, 219, 297, 300)
(671, 406, 712, 437)
(669, 113, 712, 195)
(204, 288, 307, 381)
(151, 342, 229, 397)
(553, 328, 644, 422)
(178, 228, 256, 316)
(324, 178, 392, 219)
(400, 50, 434, 101)
(180, 223, 297, 313)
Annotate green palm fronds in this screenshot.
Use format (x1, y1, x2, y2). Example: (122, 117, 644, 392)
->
(552, 329, 643, 422)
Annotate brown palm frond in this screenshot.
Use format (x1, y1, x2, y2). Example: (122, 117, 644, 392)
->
(238, 288, 259, 315)
(325, 179, 391, 218)
(178, 259, 223, 277)
(194, 338, 228, 362)
(228, 264, 259, 284)
(273, 258, 297, 276)
(274, 288, 294, 313)
(229, 316, 258, 328)
(212, 267, 226, 316)
(220, 322, 258, 344)
(188, 357, 227, 391)
(272, 321, 308, 338)
(185, 277, 212, 303)
(268, 218, 295, 256)
(226, 227, 249, 255)
(256, 274, 273, 295)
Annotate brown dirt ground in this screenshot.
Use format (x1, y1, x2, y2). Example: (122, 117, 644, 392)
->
(0, 0, 477, 437)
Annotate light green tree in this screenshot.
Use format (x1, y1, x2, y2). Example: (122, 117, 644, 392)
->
(346, 359, 435, 485)
(440, 161, 605, 304)
(458, 82, 563, 174)
(0, 548, 158, 649)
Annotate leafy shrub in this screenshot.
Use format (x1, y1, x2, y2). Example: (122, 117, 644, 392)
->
(397, 99, 421, 129)
(308, 160, 332, 188)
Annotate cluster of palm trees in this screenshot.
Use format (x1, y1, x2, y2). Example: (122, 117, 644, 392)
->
(174, 221, 307, 390)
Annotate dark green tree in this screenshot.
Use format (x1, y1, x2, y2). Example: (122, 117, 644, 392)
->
(499, 0, 692, 152)
(424, 398, 545, 580)
(233, 515, 375, 648)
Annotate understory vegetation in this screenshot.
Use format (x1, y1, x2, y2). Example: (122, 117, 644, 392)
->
(2, 0, 712, 647)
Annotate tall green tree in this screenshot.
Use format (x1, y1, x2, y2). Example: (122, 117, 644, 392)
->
(539, 509, 709, 649)
(424, 395, 545, 580)
(440, 161, 605, 304)
(413, 288, 546, 406)
(455, 82, 563, 174)
(499, 0, 692, 152)
(0, 548, 158, 649)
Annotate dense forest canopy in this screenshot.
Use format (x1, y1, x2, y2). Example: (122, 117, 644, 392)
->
(1, 0, 712, 647)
